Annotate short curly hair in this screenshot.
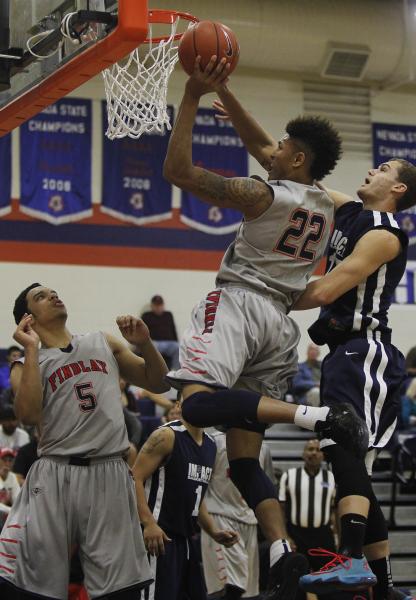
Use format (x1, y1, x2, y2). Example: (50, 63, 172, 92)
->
(13, 283, 42, 325)
(286, 115, 342, 181)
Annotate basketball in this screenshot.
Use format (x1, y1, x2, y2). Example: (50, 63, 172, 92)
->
(178, 20, 240, 76)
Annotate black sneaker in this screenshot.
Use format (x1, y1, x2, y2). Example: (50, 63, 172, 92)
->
(314, 403, 369, 459)
(264, 552, 309, 600)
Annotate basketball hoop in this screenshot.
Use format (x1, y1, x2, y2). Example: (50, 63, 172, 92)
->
(102, 10, 198, 140)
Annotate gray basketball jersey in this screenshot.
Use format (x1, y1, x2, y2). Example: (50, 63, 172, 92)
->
(21, 332, 129, 457)
(216, 179, 334, 310)
(204, 431, 275, 524)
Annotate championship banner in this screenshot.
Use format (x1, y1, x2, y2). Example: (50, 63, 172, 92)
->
(373, 122, 416, 259)
(394, 260, 416, 304)
(180, 108, 247, 234)
(101, 103, 173, 224)
(19, 98, 92, 224)
(0, 133, 11, 217)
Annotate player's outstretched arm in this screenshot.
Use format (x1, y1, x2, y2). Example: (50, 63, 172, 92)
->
(315, 182, 353, 212)
(11, 314, 43, 425)
(213, 92, 277, 170)
(163, 61, 273, 219)
(107, 316, 170, 393)
(198, 500, 239, 547)
(293, 229, 402, 310)
(132, 427, 175, 556)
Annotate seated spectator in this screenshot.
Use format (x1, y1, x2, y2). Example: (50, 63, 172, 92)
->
(279, 439, 337, 600)
(0, 447, 20, 528)
(13, 430, 39, 486)
(0, 405, 30, 451)
(141, 295, 180, 370)
(119, 379, 143, 465)
(0, 345, 23, 393)
(120, 377, 141, 413)
(398, 347, 416, 430)
(162, 402, 182, 424)
(291, 343, 322, 406)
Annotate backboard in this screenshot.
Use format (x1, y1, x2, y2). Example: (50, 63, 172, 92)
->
(0, 1, 148, 135)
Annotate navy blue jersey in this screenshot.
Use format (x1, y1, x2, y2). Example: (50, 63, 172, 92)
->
(309, 201, 408, 345)
(145, 421, 217, 537)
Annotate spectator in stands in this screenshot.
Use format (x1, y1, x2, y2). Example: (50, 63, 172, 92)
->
(0, 345, 23, 392)
(141, 295, 180, 370)
(279, 439, 337, 600)
(161, 401, 182, 424)
(0, 404, 30, 451)
(0, 447, 20, 528)
(13, 429, 39, 486)
(201, 429, 276, 600)
(400, 347, 416, 429)
(291, 343, 322, 406)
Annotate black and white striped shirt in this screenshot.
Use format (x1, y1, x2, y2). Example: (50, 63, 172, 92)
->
(279, 467, 335, 528)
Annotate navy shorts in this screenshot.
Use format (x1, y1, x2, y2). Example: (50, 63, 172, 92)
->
(141, 534, 207, 600)
(320, 335, 405, 450)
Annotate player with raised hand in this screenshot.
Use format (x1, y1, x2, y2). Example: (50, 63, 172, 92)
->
(0, 283, 169, 600)
(162, 57, 368, 599)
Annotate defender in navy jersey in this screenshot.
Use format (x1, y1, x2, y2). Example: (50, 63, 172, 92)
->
(163, 57, 368, 600)
(133, 412, 239, 600)
(294, 159, 416, 597)
(0, 283, 169, 600)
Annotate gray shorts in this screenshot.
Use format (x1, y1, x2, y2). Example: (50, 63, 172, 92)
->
(168, 286, 300, 399)
(0, 456, 152, 599)
(201, 514, 259, 597)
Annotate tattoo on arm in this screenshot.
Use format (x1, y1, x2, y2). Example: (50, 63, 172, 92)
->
(193, 169, 271, 209)
(141, 430, 167, 454)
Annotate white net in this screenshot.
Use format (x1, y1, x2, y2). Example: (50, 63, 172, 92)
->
(102, 18, 182, 139)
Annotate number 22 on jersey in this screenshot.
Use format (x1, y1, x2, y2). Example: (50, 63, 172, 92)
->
(274, 208, 327, 262)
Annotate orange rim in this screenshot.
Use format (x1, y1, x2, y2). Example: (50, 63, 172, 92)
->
(145, 9, 198, 43)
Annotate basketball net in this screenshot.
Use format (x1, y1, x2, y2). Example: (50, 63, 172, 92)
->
(102, 15, 191, 139)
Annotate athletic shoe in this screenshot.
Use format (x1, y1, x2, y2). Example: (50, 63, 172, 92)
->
(314, 403, 369, 459)
(299, 548, 377, 593)
(263, 552, 309, 600)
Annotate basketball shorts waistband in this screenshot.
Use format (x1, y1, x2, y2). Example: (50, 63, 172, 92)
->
(41, 454, 125, 466)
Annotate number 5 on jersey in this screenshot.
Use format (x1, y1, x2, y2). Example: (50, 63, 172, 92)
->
(274, 208, 327, 262)
(74, 382, 97, 412)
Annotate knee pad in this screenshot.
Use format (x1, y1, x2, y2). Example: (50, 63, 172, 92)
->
(182, 390, 261, 428)
(324, 445, 372, 501)
(229, 457, 277, 511)
(364, 491, 388, 545)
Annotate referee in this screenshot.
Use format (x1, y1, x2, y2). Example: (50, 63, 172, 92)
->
(279, 438, 337, 600)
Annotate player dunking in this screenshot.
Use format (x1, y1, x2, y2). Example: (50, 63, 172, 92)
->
(163, 58, 368, 599)
(134, 408, 238, 600)
(0, 283, 169, 600)
(293, 160, 416, 597)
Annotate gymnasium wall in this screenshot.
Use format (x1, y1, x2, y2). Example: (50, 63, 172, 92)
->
(1, 67, 416, 359)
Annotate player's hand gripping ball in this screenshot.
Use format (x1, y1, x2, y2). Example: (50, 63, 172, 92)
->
(178, 20, 239, 76)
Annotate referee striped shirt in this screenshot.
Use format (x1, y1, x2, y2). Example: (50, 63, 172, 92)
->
(279, 467, 335, 528)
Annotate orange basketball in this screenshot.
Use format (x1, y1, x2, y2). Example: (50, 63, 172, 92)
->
(178, 20, 240, 76)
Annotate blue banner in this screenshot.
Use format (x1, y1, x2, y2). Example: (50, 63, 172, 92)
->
(180, 108, 247, 234)
(394, 260, 416, 304)
(0, 134, 11, 216)
(373, 122, 416, 259)
(20, 99, 92, 224)
(101, 103, 173, 224)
